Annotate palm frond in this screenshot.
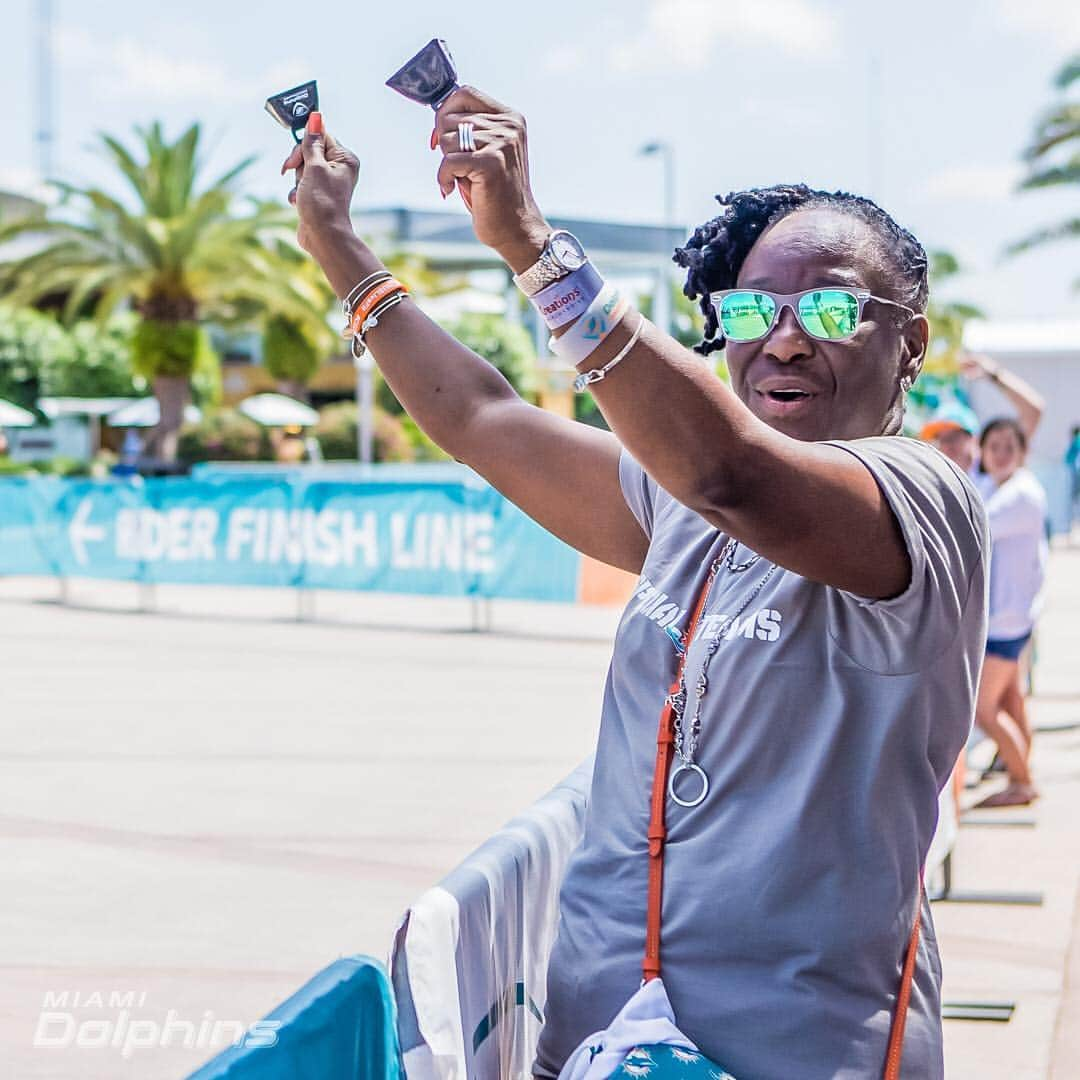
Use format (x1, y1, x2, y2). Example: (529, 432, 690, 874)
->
(210, 155, 257, 192)
(1055, 55, 1080, 90)
(1020, 158, 1080, 189)
(928, 249, 961, 279)
(83, 189, 163, 266)
(1022, 103, 1080, 160)
(100, 134, 151, 207)
(61, 265, 131, 322)
(1006, 217, 1080, 255)
(4, 117, 340, 361)
(947, 302, 984, 320)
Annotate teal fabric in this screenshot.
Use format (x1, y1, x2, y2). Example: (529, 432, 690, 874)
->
(609, 1044, 735, 1078)
(187, 956, 400, 1080)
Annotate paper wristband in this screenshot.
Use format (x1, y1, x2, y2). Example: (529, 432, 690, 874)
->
(548, 285, 627, 366)
(530, 263, 604, 330)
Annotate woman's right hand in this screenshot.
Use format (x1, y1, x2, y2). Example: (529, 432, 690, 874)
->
(281, 115, 360, 256)
(431, 87, 551, 273)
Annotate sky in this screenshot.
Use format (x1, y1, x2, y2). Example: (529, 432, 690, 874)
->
(1, 0, 1078, 321)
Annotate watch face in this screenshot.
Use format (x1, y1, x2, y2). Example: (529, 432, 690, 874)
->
(550, 232, 587, 271)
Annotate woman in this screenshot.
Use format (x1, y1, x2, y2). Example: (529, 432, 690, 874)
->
(972, 418, 1048, 808)
(284, 88, 987, 1078)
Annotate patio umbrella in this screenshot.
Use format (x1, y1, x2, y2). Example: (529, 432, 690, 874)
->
(0, 399, 36, 427)
(238, 393, 319, 428)
(107, 398, 202, 428)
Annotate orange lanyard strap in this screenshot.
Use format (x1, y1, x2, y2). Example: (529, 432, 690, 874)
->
(884, 887, 923, 1080)
(641, 555, 923, 1079)
(643, 559, 719, 984)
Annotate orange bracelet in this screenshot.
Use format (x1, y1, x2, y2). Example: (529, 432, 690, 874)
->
(348, 278, 409, 337)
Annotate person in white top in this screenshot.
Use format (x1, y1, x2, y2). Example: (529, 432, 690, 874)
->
(919, 353, 1045, 812)
(973, 417, 1048, 807)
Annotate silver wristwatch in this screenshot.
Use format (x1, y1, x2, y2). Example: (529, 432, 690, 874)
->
(512, 230, 588, 297)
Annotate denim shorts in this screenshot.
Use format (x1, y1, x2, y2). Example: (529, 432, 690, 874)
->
(985, 632, 1032, 662)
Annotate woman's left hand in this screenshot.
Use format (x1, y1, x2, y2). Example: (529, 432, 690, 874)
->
(431, 87, 551, 272)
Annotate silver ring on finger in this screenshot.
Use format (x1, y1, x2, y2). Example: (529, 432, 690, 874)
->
(457, 121, 477, 153)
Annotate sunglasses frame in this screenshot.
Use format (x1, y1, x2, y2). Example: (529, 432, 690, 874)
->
(710, 287, 915, 343)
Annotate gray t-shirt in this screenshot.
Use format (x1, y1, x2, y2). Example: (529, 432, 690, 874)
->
(535, 436, 988, 1080)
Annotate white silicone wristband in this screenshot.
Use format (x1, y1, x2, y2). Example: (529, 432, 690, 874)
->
(573, 314, 645, 393)
(530, 263, 604, 330)
(548, 285, 627, 366)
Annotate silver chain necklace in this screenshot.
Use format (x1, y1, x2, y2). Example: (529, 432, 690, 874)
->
(667, 538, 779, 808)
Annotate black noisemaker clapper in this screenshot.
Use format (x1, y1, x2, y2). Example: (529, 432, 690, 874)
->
(265, 81, 319, 141)
(385, 39, 459, 109)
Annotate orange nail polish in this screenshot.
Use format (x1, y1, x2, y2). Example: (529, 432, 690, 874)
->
(307, 112, 323, 135)
(430, 129, 438, 150)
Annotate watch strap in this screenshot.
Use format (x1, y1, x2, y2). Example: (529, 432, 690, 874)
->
(513, 243, 565, 297)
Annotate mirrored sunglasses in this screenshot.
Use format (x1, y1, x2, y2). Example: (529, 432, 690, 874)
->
(710, 288, 914, 343)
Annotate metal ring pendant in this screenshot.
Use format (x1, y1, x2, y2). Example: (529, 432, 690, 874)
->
(668, 762, 709, 807)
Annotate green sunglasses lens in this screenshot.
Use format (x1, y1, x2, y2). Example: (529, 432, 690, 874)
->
(797, 290, 859, 339)
(719, 291, 776, 341)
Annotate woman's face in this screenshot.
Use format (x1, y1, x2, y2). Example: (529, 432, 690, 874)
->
(981, 426, 1025, 483)
(724, 207, 927, 442)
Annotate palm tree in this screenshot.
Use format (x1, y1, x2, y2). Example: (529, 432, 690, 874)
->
(0, 123, 332, 459)
(923, 250, 983, 374)
(1009, 54, 1080, 279)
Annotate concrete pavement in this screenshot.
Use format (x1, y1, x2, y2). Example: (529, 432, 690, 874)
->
(0, 547, 1078, 1078)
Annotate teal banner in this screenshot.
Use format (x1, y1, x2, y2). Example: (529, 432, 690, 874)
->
(0, 475, 580, 603)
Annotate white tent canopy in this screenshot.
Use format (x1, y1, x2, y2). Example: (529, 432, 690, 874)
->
(38, 397, 139, 419)
(239, 393, 319, 427)
(107, 398, 202, 428)
(0, 399, 36, 428)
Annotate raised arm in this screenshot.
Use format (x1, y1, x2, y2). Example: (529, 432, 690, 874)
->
(960, 351, 1044, 441)
(286, 121, 647, 575)
(433, 89, 929, 600)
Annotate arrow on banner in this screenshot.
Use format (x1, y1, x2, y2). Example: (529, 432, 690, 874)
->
(69, 497, 106, 566)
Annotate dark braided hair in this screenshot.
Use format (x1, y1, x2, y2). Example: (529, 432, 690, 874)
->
(674, 184, 929, 356)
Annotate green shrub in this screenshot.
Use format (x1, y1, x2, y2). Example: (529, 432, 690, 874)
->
(46, 456, 91, 477)
(9, 456, 92, 477)
(177, 408, 271, 464)
(315, 402, 415, 462)
(399, 415, 451, 462)
(0, 305, 74, 412)
(190, 329, 223, 407)
(53, 315, 144, 398)
(263, 315, 322, 386)
(441, 312, 537, 399)
(375, 371, 404, 416)
(132, 319, 200, 380)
